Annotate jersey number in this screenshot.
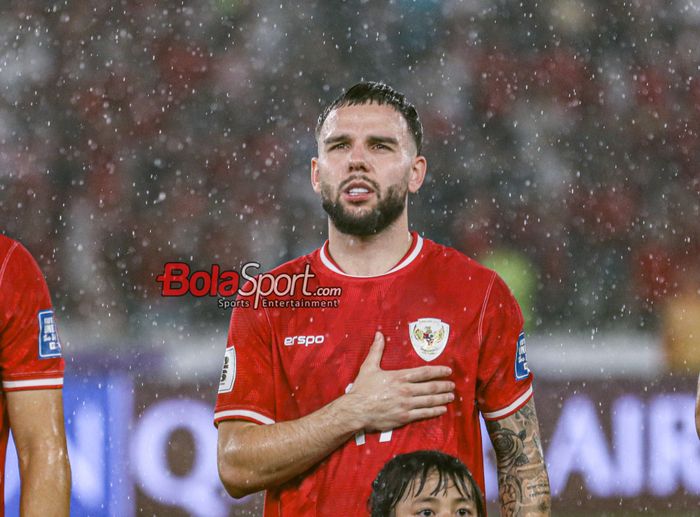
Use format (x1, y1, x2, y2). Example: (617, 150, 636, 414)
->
(345, 383, 393, 445)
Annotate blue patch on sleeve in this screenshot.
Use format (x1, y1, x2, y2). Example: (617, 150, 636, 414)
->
(514, 331, 530, 380)
(38, 310, 62, 359)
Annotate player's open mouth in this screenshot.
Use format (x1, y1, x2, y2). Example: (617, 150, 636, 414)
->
(342, 181, 375, 202)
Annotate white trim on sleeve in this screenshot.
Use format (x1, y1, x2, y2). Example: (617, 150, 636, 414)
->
(3, 377, 64, 390)
(482, 385, 533, 420)
(214, 409, 275, 425)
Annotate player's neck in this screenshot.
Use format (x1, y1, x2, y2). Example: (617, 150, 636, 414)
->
(326, 215, 413, 277)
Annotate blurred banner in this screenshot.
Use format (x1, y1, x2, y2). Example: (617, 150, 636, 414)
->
(490, 378, 700, 513)
(4, 375, 698, 515)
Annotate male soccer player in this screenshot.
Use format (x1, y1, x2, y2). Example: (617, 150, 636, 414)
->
(215, 82, 551, 515)
(369, 450, 485, 517)
(0, 235, 71, 516)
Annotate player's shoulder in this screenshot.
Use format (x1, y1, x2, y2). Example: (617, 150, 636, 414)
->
(420, 237, 497, 282)
(0, 235, 43, 282)
(419, 237, 517, 300)
(0, 234, 18, 261)
(0, 236, 50, 314)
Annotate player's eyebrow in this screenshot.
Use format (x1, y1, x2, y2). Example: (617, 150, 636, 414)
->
(323, 134, 351, 145)
(323, 134, 399, 146)
(366, 135, 398, 147)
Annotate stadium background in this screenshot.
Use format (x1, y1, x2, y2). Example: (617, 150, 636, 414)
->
(0, 0, 698, 515)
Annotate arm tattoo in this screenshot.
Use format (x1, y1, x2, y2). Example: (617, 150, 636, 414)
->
(485, 398, 551, 516)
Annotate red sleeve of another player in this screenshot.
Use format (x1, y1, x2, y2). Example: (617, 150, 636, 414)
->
(0, 242, 65, 392)
(475, 273, 533, 421)
(214, 300, 275, 427)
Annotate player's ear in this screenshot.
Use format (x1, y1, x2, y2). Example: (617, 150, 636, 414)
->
(310, 157, 321, 194)
(408, 155, 427, 194)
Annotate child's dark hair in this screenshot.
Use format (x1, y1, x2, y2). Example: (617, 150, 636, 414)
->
(368, 450, 486, 517)
(316, 81, 423, 154)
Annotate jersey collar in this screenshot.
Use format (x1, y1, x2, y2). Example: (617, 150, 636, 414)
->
(319, 232, 424, 278)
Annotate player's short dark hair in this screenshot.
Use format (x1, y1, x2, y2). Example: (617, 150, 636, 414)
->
(368, 450, 485, 517)
(315, 81, 423, 154)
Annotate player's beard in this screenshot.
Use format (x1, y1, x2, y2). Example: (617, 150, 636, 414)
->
(320, 175, 408, 237)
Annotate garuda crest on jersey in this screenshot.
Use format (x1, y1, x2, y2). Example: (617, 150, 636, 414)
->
(409, 318, 450, 362)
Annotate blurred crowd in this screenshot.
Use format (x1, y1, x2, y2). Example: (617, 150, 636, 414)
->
(1, 0, 698, 342)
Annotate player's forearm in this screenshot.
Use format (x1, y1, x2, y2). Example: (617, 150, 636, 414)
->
(485, 398, 551, 517)
(218, 395, 363, 498)
(19, 446, 71, 517)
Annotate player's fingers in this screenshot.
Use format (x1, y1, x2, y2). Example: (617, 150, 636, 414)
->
(406, 380, 455, 397)
(361, 331, 385, 369)
(399, 364, 452, 383)
(404, 405, 448, 423)
(408, 393, 455, 409)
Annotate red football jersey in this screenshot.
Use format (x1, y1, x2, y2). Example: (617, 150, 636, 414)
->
(0, 236, 65, 510)
(215, 233, 533, 516)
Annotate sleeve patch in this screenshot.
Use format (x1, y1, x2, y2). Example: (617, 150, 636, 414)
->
(38, 310, 62, 359)
(218, 346, 236, 393)
(515, 331, 530, 380)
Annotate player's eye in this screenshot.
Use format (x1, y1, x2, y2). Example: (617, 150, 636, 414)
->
(456, 509, 473, 516)
(329, 142, 348, 150)
(372, 143, 389, 150)
(416, 510, 435, 517)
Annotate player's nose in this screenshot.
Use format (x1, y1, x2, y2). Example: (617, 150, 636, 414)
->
(347, 158, 369, 173)
(347, 144, 369, 172)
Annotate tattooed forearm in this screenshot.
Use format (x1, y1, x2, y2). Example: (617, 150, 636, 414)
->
(486, 397, 551, 516)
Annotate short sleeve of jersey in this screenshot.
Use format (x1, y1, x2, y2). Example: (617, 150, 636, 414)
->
(0, 241, 65, 391)
(475, 273, 533, 420)
(214, 297, 275, 426)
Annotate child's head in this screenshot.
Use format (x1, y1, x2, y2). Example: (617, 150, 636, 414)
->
(369, 450, 485, 517)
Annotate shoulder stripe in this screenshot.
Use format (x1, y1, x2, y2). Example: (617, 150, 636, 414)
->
(0, 241, 18, 291)
(481, 386, 533, 420)
(214, 409, 275, 425)
(477, 272, 496, 345)
(3, 377, 64, 390)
